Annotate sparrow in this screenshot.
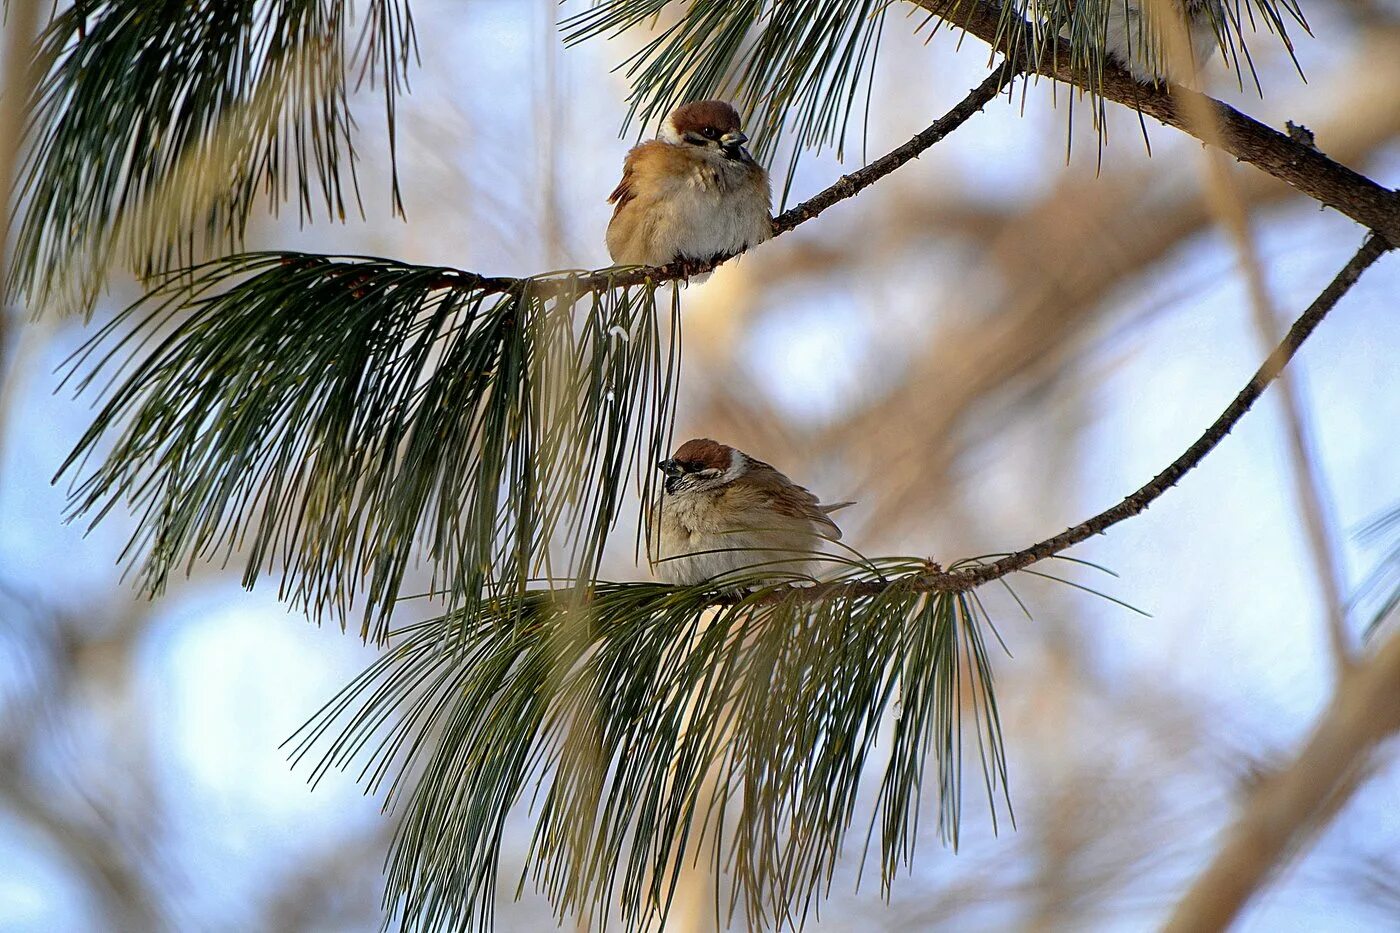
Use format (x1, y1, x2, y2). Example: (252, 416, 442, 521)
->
(1094, 0, 1222, 85)
(649, 438, 852, 586)
(606, 101, 772, 275)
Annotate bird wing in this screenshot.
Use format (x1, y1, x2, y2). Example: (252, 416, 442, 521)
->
(747, 463, 847, 541)
(609, 141, 673, 212)
(609, 140, 696, 209)
(608, 152, 638, 211)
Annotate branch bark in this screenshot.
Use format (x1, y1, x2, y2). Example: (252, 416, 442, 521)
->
(907, 0, 1400, 246)
(1162, 625, 1400, 932)
(746, 233, 1391, 605)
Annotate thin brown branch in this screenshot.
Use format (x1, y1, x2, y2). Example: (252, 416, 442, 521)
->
(907, 0, 1400, 246)
(303, 65, 1019, 297)
(748, 233, 1392, 605)
(768, 63, 1019, 235)
(1162, 626, 1400, 932)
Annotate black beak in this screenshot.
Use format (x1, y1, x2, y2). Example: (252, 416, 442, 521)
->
(658, 459, 682, 477)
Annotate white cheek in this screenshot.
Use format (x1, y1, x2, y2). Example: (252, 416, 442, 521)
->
(658, 118, 683, 145)
(719, 451, 748, 484)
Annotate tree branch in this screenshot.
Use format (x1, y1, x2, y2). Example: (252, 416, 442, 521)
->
(299, 65, 1019, 297)
(1163, 625, 1400, 932)
(907, 0, 1400, 246)
(749, 233, 1392, 605)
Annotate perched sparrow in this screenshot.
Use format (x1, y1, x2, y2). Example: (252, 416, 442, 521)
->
(606, 101, 772, 274)
(1095, 0, 1222, 85)
(649, 438, 851, 586)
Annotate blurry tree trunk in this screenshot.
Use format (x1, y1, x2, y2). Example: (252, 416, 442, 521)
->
(1165, 628, 1400, 931)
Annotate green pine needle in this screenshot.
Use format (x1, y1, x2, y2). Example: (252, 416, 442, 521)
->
(10, 0, 416, 311)
(286, 557, 1024, 931)
(1356, 505, 1400, 640)
(56, 252, 682, 640)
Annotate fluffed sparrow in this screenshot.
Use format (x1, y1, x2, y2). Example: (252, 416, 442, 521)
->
(607, 101, 772, 275)
(649, 438, 851, 586)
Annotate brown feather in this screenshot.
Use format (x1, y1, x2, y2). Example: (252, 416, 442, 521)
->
(607, 170, 634, 210)
(740, 458, 844, 540)
(606, 142, 709, 263)
(672, 437, 733, 471)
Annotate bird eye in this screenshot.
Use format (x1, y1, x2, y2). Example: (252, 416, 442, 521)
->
(701, 127, 719, 140)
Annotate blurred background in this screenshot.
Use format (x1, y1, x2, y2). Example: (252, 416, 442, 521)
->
(2, 0, 1398, 929)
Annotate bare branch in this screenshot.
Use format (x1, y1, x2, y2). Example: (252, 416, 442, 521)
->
(768, 64, 1020, 235)
(907, 0, 1400, 246)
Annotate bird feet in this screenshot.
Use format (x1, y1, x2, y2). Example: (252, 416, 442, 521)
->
(675, 256, 710, 278)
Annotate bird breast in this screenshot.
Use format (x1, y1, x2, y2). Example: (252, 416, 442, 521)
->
(652, 487, 824, 586)
(609, 148, 771, 268)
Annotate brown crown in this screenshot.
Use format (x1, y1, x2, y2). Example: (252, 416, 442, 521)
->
(671, 437, 734, 471)
(668, 101, 743, 138)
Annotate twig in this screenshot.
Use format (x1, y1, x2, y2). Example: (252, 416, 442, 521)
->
(907, 0, 1400, 246)
(745, 234, 1392, 605)
(296, 65, 1020, 297)
(1205, 153, 1355, 671)
(1162, 625, 1400, 932)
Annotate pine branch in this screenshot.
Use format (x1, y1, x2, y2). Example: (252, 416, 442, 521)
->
(909, 0, 1400, 245)
(58, 254, 684, 639)
(291, 561, 1027, 930)
(566, 0, 1305, 189)
(574, 0, 1392, 243)
(9, 0, 417, 308)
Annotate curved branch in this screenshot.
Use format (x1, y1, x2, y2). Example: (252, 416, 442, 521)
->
(908, 0, 1400, 245)
(753, 233, 1392, 604)
(335, 65, 1019, 297)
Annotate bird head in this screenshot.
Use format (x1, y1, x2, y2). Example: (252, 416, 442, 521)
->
(661, 101, 751, 161)
(657, 438, 747, 495)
